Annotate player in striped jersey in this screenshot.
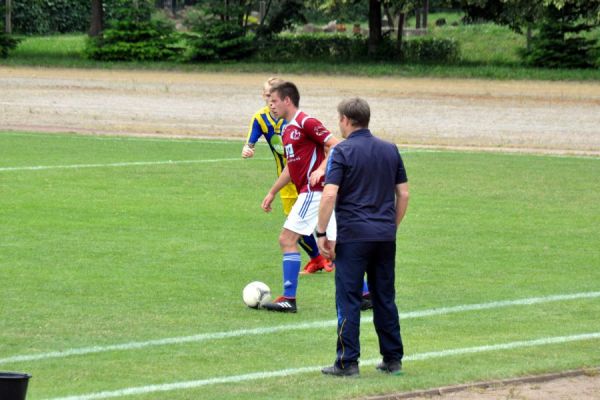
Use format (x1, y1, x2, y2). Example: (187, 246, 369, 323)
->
(242, 77, 332, 274)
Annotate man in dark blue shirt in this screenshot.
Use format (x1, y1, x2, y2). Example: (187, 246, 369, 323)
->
(317, 97, 409, 377)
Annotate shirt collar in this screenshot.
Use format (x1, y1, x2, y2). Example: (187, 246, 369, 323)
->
(347, 128, 372, 139)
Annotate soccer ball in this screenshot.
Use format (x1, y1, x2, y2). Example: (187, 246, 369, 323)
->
(242, 281, 271, 309)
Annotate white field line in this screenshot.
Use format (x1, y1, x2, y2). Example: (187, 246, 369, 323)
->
(2, 131, 599, 159)
(2, 291, 598, 366)
(0, 158, 271, 172)
(44, 332, 600, 400)
(0, 131, 241, 145)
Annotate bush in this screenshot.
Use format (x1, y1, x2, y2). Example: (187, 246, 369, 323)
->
(86, 19, 184, 61)
(0, 34, 21, 58)
(85, 0, 183, 62)
(523, 19, 598, 68)
(403, 37, 461, 64)
(253, 34, 460, 64)
(254, 33, 367, 62)
(9, 0, 90, 34)
(185, 21, 256, 62)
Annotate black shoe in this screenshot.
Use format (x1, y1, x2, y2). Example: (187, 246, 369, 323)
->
(262, 296, 297, 313)
(360, 293, 373, 311)
(376, 360, 402, 375)
(321, 363, 359, 377)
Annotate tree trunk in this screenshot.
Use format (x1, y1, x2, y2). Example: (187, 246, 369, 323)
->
(368, 0, 382, 56)
(397, 12, 405, 56)
(526, 25, 533, 52)
(383, 3, 394, 30)
(5, 0, 12, 34)
(415, 8, 421, 29)
(89, 0, 103, 37)
(423, 0, 429, 29)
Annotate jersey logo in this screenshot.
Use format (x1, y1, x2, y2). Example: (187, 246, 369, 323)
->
(289, 128, 301, 140)
(285, 144, 295, 158)
(314, 125, 328, 136)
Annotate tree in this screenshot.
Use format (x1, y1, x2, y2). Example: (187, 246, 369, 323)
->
(4, 0, 12, 34)
(368, 0, 382, 55)
(90, 0, 103, 36)
(460, 0, 600, 63)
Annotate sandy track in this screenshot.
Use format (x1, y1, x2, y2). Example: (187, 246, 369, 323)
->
(1, 66, 599, 155)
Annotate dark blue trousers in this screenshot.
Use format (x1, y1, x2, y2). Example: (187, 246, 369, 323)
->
(334, 241, 403, 368)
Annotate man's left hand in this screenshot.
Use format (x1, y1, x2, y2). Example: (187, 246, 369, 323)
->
(317, 237, 335, 260)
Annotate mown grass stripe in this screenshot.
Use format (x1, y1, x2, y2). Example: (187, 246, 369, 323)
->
(2, 291, 598, 366)
(43, 332, 600, 400)
(0, 158, 273, 172)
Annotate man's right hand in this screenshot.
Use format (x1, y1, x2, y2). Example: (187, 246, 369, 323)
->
(241, 144, 255, 158)
(261, 192, 274, 213)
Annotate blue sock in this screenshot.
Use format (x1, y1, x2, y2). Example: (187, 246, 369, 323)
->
(282, 252, 301, 298)
(362, 280, 369, 296)
(298, 234, 319, 258)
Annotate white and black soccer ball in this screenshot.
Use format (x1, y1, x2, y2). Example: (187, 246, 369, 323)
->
(242, 281, 271, 309)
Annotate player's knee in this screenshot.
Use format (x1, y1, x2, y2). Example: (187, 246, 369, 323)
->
(278, 231, 298, 251)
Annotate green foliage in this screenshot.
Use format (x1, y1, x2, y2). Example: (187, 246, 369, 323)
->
(256, 0, 307, 37)
(185, 21, 256, 61)
(9, 0, 90, 34)
(404, 36, 462, 63)
(104, 0, 155, 23)
(523, 5, 600, 68)
(0, 34, 21, 58)
(85, 0, 182, 61)
(253, 33, 460, 64)
(85, 19, 184, 61)
(254, 33, 367, 61)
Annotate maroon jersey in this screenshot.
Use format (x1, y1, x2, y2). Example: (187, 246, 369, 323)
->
(282, 111, 332, 193)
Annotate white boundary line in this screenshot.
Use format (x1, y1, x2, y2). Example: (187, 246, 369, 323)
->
(0, 158, 271, 172)
(2, 291, 598, 366)
(44, 332, 600, 400)
(0, 131, 240, 145)
(2, 131, 598, 159)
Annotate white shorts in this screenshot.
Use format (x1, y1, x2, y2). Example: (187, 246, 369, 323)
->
(284, 191, 337, 240)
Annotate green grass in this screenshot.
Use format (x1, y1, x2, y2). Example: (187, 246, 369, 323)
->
(3, 18, 600, 81)
(1, 131, 599, 400)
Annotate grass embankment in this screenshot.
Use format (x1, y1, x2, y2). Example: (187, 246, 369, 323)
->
(2, 13, 600, 81)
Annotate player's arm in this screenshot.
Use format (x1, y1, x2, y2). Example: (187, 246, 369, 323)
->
(316, 183, 339, 260)
(306, 117, 339, 186)
(395, 183, 409, 226)
(309, 135, 338, 186)
(242, 118, 263, 158)
(262, 166, 292, 213)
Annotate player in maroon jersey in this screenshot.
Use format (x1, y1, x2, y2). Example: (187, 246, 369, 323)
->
(260, 81, 339, 312)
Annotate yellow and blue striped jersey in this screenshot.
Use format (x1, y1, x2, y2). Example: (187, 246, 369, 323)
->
(246, 106, 298, 215)
(246, 106, 287, 176)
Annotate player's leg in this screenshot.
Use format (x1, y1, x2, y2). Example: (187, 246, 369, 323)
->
(262, 227, 301, 313)
(263, 192, 314, 313)
(280, 185, 331, 273)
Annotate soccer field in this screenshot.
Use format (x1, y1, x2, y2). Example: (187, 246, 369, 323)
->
(1, 131, 599, 400)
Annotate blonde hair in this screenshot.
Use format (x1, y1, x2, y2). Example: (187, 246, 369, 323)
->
(264, 76, 284, 90)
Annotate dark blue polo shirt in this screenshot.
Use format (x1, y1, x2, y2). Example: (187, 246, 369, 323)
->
(325, 129, 407, 243)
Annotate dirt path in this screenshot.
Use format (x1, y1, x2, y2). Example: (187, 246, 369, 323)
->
(0, 67, 599, 399)
(366, 368, 600, 400)
(1, 66, 599, 155)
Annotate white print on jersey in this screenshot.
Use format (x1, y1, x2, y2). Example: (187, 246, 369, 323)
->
(285, 144, 295, 158)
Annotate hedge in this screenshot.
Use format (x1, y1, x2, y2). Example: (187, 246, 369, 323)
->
(253, 33, 460, 64)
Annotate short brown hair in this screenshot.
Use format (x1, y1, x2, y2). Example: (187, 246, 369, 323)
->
(270, 81, 300, 107)
(337, 97, 370, 128)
